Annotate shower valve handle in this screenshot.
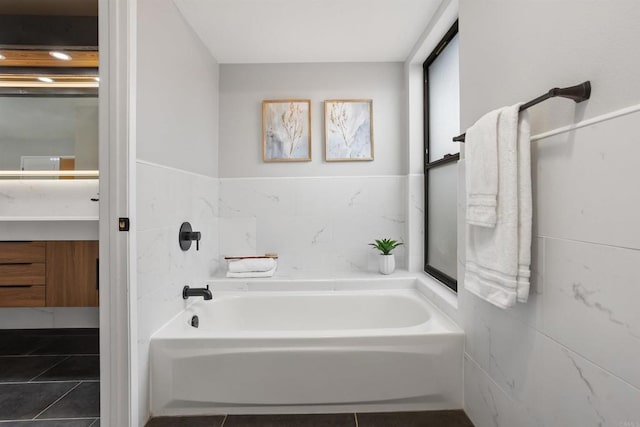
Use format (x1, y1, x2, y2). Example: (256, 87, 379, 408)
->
(179, 222, 202, 251)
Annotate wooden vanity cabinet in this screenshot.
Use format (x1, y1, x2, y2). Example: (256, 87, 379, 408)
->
(46, 241, 99, 307)
(0, 242, 46, 307)
(0, 241, 98, 308)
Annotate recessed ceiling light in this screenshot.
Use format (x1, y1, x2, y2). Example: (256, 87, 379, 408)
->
(94, 77, 100, 82)
(37, 77, 54, 83)
(49, 51, 72, 61)
(0, 53, 5, 60)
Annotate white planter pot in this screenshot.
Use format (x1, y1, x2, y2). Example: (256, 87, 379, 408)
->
(378, 254, 396, 275)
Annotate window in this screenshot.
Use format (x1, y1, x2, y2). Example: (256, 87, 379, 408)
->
(423, 21, 459, 291)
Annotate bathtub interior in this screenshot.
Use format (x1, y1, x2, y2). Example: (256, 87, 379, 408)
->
(187, 290, 433, 332)
(149, 276, 464, 416)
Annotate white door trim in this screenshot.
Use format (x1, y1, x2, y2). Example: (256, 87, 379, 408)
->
(99, 0, 137, 425)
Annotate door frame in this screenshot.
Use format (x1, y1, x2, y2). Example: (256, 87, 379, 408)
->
(98, 0, 137, 425)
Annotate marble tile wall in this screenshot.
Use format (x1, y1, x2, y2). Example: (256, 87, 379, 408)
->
(455, 1, 640, 424)
(136, 161, 219, 423)
(218, 176, 407, 274)
(406, 174, 424, 272)
(458, 111, 640, 427)
(0, 179, 99, 220)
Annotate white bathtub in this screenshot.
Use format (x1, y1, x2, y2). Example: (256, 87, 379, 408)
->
(150, 278, 464, 416)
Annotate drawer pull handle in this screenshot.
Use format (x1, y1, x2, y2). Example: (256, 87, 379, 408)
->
(0, 263, 33, 266)
(1, 285, 32, 288)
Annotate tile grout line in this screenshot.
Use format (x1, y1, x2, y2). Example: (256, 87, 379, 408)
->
(537, 234, 640, 252)
(353, 412, 359, 427)
(29, 355, 72, 382)
(26, 343, 48, 356)
(88, 417, 99, 426)
(220, 414, 228, 427)
(31, 381, 82, 420)
(523, 330, 640, 392)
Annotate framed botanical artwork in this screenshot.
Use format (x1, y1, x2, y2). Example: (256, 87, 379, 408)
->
(324, 99, 374, 161)
(262, 100, 312, 162)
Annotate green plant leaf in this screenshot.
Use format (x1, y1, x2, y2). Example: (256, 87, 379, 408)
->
(368, 238, 403, 255)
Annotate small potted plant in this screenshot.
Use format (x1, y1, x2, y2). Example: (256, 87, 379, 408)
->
(369, 238, 403, 275)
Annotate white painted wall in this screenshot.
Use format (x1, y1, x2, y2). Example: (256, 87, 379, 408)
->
(135, 0, 220, 424)
(136, 0, 219, 178)
(457, 1, 640, 426)
(219, 63, 405, 178)
(218, 63, 407, 273)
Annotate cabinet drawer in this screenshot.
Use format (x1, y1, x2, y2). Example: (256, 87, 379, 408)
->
(0, 242, 46, 263)
(0, 263, 46, 286)
(0, 286, 45, 307)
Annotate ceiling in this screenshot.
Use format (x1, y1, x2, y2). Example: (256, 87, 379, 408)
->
(0, 0, 99, 90)
(173, 0, 443, 64)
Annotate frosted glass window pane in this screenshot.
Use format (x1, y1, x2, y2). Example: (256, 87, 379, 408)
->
(427, 163, 458, 279)
(427, 34, 460, 160)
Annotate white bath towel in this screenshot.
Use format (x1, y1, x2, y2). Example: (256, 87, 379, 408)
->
(465, 104, 532, 309)
(226, 264, 277, 278)
(465, 109, 501, 227)
(227, 257, 277, 273)
(516, 112, 532, 303)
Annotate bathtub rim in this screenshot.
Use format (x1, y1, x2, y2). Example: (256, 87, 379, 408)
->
(208, 270, 460, 323)
(151, 276, 463, 340)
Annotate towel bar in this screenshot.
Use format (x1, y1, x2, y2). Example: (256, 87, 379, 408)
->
(453, 81, 591, 143)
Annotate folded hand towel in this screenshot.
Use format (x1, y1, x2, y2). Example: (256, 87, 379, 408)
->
(226, 264, 277, 278)
(227, 258, 277, 273)
(465, 109, 501, 227)
(465, 104, 531, 309)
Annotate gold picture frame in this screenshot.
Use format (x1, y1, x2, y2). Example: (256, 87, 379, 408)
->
(262, 99, 312, 162)
(324, 99, 374, 162)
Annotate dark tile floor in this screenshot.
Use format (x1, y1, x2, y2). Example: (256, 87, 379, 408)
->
(146, 410, 474, 427)
(0, 328, 100, 426)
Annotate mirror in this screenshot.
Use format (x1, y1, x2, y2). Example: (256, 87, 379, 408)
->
(0, 4, 99, 178)
(0, 94, 98, 178)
